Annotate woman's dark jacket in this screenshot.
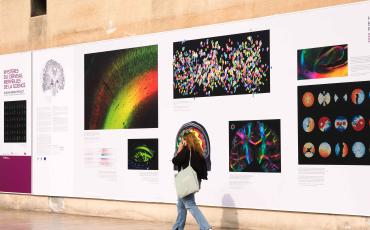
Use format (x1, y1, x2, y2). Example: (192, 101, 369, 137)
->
(172, 148, 208, 181)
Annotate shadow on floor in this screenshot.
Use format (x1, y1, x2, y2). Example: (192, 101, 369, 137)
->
(220, 194, 240, 229)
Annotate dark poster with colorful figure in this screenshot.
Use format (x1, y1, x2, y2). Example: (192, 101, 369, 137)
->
(229, 119, 281, 173)
(297, 44, 348, 80)
(84, 45, 158, 130)
(128, 139, 158, 170)
(298, 81, 370, 165)
(173, 30, 270, 98)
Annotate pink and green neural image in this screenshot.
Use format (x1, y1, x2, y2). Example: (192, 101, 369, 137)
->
(84, 45, 158, 130)
(297, 44, 348, 80)
(229, 120, 281, 172)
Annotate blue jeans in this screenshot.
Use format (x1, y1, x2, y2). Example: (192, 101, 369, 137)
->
(172, 193, 211, 230)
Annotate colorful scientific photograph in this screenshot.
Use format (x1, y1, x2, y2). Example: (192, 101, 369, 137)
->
(173, 30, 270, 98)
(302, 117, 315, 133)
(229, 119, 281, 173)
(174, 121, 211, 170)
(335, 142, 348, 158)
(298, 81, 370, 165)
(4, 100, 27, 143)
(297, 44, 348, 80)
(84, 45, 158, 130)
(303, 142, 315, 158)
(128, 139, 158, 170)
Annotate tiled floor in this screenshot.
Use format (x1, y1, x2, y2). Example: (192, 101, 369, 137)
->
(0, 209, 201, 230)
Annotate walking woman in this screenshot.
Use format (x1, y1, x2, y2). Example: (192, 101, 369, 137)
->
(172, 132, 212, 230)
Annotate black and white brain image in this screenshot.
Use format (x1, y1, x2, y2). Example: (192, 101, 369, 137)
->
(42, 59, 65, 96)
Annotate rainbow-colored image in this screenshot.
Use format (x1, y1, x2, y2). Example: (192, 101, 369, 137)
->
(84, 45, 158, 130)
(297, 44, 348, 80)
(229, 119, 281, 173)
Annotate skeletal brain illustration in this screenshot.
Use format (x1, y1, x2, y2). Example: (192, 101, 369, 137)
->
(42, 59, 65, 96)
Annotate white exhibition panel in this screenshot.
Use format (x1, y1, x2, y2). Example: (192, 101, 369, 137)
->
(32, 47, 76, 196)
(0, 52, 31, 156)
(0, 1, 368, 216)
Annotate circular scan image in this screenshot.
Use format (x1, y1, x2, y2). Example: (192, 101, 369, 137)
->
(303, 142, 315, 158)
(319, 142, 331, 158)
(302, 117, 315, 133)
(351, 115, 365, 132)
(352, 142, 366, 158)
(334, 116, 348, 132)
(175, 121, 211, 170)
(335, 142, 348, 158)
(351, 88, 365, 105)
(318, 116, 331, 132)
(318, 91, 331, 107)
(302, 91, 315, 108)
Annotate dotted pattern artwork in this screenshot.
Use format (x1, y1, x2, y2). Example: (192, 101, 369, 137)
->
(4, 100, 26, 143)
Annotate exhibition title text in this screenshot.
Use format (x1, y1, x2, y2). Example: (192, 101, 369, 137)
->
(3, 69, 26, 89)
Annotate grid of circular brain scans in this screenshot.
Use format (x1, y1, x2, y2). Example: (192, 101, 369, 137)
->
(298, 81, 370, 165)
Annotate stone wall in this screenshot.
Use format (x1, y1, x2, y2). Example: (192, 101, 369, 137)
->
(0, 0, 363, 54)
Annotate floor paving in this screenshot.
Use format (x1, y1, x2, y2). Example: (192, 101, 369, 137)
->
(0, 209, 204, 230)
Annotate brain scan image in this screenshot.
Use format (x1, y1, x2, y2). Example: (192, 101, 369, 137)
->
(319, 142, 331, 158)
(351, 115, 365, 132)
(302, 91, 315, 108)
(175, 121, 211, 170)
(335, 142, 348, 158)
(334, 116, 348, 132)
(229, 119, 281, 172)
(42, 59, 65, 96)
(128, 139, 158, 170)
(351, 88, 365, 105)
(318, 91, 331, 106)
(302, 117, 315, 133)
(303, 142, 315, 158)
(318, 116, 331, 132)
(352, 142, 366, 158)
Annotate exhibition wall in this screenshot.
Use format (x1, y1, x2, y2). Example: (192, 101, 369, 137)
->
(1, 0, 370, 217)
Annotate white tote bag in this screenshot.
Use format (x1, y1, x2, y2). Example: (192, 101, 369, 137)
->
(175, 149, 200, 198)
